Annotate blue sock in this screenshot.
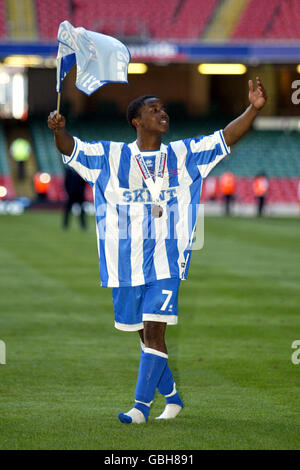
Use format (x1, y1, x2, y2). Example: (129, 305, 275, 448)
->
(140, 343, 183, 408)
(157, 362, 183, 407)
(157, 361, 174, 395)
(134, 347, 168, 421)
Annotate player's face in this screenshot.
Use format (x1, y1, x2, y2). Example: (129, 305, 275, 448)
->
(137, 98, 169, 134)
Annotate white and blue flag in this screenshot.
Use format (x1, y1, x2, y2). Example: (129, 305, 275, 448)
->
(56, 20, 130, 95)
(62, 131, 230, 287)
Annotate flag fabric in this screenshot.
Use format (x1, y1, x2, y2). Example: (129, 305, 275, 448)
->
(56, 20, 130, 95)
(61, 131, 230, 287)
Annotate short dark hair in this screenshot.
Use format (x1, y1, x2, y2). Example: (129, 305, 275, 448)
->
(126, 95, 158, 129)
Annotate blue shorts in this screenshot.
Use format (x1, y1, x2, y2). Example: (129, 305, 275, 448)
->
(112, 278, 181, 331)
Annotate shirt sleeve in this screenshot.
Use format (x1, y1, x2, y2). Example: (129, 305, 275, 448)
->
(62, 136, 110, 185)
(184, 130, 230, 179)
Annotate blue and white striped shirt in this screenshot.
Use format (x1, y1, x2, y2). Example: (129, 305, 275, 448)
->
(63, 130, 230, 287)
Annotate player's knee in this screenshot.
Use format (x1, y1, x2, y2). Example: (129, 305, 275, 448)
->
(143, 321, 166, 352)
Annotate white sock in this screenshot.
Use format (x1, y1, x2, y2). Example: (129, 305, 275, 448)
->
(155, 404, 183, 420)
(124, 407, 146, 424)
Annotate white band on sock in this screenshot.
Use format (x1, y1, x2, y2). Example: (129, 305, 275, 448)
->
(164, 383, 177, 398)
(135, 399, 152, 407)
(144, 347, 168, 359)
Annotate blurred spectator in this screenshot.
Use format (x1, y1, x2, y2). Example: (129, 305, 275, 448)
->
(204, 176, 218, 201)
(10, 138, 31, 181)
(34, 172, 51, 201)
(219, 172, 236, 216)
(63, 166, 87, 230)
(253, 173, 269, 217)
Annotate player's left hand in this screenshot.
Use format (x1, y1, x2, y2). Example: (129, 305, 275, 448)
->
(248, 76, 267, 110)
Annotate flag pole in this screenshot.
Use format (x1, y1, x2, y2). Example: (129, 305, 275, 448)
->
(56, 92, 61, 118)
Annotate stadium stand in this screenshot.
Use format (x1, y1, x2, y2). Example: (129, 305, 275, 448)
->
(202, 128, 300, 204)
(159, 0, 218, 40)
(0, 0, 7, 38)
(0, 123, 16, 199)
(27, 116, 300, 204)
(266, 0, 300, 40)
(30, 119, 63, 175)
(0, 1, 299, 207)
(72, 0, 218, 40)
(202, 176, 300, 204)
(231, 0, 281, 40)
(73, 0, 150, 38)
(212, 130, 300, 178)
(0, 0, 299, 42)
(0, 124, 10, 175)
(5, 0, 37, 40)
(36, 0, 71, 39)
(30, 119, 83, 202)
(204, 0, 249, 41)
(1, 0, 219, 41)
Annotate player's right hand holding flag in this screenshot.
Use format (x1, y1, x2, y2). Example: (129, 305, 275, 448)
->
(48, 111, 74, 156)
(47, 111, 66, 132)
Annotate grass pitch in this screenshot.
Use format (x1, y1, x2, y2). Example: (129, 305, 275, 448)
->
(0, 211, 299, 450)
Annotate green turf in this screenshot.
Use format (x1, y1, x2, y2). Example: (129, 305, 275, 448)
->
(0, 212, 299, 450)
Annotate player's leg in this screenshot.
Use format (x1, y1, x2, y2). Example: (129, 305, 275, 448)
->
(258, 195, 264, 216)
(119, 278, 183, 423)
(63, 198, 73, 228)
(112, 285, 149, 424)
(138, 324, 183, 420)
(155, 358, 183, 420)
(79, 201, 87, 230)
(144, 278, 183, 419)
(119, 321, 168, 424)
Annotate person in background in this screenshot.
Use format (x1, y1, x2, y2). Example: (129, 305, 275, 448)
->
(204, 176, 218, 201)
(33, 172, 51, 201)
(219, 171, 236, 216)
(10, 138, 31, 181)
(63, 166, 87, 230)
(253, 173, 268, 217)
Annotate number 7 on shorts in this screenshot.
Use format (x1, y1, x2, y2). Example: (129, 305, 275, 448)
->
(161, 290, 172, 311)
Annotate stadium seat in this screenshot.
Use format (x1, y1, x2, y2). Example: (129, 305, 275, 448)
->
(202, 176, 300, 204)
(0, 0, 7, 38)
(5, 0, 37, 40)
(231, 0, 281, 40)
(36, 0, 71, 39)
(73, 0, 149, 37)
(11, 113, 299, 204)
(2, 0, 300, 42)
(0, 123, 16, 199)
(231, 0, 300, 41)
(30, 119, 64, 175)
(266, 0, 300, 39)
(0, 124, 11, 175)
(72, 0, 217, 40)
(152, 0, 218, 40)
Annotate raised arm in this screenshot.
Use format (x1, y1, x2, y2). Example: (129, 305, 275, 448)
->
(47, 111, 75, 156)
(223, 77, 267, 147)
